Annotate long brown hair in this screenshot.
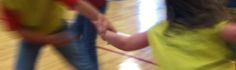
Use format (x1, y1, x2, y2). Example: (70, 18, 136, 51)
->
(166, 0, 227, 31)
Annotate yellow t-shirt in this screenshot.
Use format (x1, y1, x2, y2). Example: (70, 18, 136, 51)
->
(148, 21, 235, 70)
(2, 0, 67, 34)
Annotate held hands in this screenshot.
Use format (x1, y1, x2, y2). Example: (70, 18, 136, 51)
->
(92, 15, 117, 38)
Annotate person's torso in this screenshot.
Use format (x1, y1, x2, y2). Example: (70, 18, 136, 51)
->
(2, 0, 67, 34)
(147, 21, 235, 70)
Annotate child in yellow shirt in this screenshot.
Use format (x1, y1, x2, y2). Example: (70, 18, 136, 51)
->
(94, 0, 236, 70)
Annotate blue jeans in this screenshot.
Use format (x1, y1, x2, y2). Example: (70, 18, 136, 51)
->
(70, 2, 107, 70)
(16, 28, 97, 70)
(16, 40, 83, 70)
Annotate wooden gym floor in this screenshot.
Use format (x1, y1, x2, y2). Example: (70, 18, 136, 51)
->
(0, 0, 165, 70)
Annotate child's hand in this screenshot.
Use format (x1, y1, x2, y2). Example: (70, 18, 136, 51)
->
(92, 15, 108, 34)
(107, 22, 117, 33)
(92, 15, 117, 34)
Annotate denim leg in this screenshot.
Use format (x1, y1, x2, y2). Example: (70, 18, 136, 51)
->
(80, 3, 108, 68)
(68, 16, 98, 70)
(80, 18, 99, 68)
(66, 3, 108, 70)
(56, 41, 98, 70)
(15, 40, 44, 70)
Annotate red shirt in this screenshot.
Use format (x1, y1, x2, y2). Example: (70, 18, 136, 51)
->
(88, 0, 106, 8)
(61, 0, 78, 10)
(63, 0, 106, 8)
(2, 6, 21, 30)
(62, 0, 106, 8)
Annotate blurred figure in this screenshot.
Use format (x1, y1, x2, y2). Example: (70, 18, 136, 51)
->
(94, 0, 236, 70)
(1, 0, 114, 70)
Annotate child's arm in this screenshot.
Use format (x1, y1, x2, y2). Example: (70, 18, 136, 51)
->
(62, 0, 101, 21)
(101, 31, 149, 51)
(76, 0, 101, 21)
(17, 29, 71, 45)
(75, 0, 116, 32)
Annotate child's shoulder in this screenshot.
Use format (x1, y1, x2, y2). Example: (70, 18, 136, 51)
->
(151, 20, 168, 28)
(149, 20, 168, 31)
(147, 20, 168, 35)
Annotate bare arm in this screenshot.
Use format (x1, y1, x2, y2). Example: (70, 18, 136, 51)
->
(76, 0, 101, 21)
(76, 0, 117, 32)
(102, 31, 149, 51)
(16, 29, 51, 43)
(17, 29, 72, 46)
